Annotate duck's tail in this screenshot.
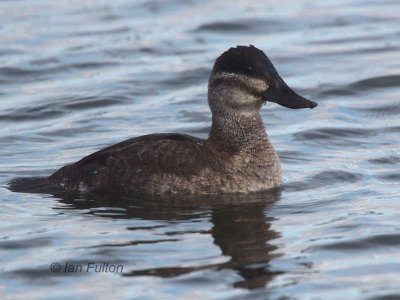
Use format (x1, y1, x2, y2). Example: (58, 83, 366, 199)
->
(8, 177, 51, 194)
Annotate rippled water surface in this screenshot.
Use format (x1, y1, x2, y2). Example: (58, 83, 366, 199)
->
(1, 0, 400, 299)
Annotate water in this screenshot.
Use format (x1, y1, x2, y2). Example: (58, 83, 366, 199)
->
(0, 0, 399, 299)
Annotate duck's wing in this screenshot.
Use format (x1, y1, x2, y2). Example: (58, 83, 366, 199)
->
(49, 133, 219, 189)
(73, 133, 205, 169)
(73, 133, 205, 172)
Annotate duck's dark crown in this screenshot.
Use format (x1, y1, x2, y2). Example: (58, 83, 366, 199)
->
(213, 45, 278, 79)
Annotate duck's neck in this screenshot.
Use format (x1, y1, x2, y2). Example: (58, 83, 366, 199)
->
(206, 111, 268, 153)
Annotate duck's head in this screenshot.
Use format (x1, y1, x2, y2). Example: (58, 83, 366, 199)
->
(208, 45, 317, 115)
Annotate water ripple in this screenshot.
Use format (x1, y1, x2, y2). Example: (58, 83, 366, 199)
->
(349, 75, 400, 91)
(316, 234, 400, 251)
(0, 96, 129, 122)
(318, 74, 400, 97)
(369, 156, 400, 165)
(193, 18, 280, 33)
(284, 170, 363, 192)
(0, 62, 119, 84)
(293, 127, 375, 147)
(0, 237, 52, 249)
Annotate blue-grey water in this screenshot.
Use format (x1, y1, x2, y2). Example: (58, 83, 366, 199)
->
(1, 0, 399, 299)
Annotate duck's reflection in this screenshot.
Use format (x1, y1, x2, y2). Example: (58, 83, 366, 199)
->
(10, 178, 282, 289)
(211, 200, 280, 289)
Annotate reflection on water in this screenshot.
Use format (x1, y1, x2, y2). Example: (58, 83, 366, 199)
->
(9, 178, 282, 290)
(123, 195, 280, 290)
(1, 0, 400, 299)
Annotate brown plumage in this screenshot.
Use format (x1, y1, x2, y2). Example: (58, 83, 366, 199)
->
(48, 45, 317, 195)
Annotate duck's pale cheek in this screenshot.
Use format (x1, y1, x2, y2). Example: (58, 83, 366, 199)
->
(247, 77, 268, 94)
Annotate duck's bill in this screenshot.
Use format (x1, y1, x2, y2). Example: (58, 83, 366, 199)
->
(263, 74, 317, 109)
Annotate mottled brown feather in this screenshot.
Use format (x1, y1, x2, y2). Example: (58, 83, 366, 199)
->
(47, 45, 288, 195)
(48, 134, 229, 194)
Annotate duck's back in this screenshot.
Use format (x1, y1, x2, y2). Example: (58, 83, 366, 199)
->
(48, 133, 223, 194)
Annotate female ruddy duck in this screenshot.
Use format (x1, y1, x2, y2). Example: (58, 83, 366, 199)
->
(48, 45, 317, 195)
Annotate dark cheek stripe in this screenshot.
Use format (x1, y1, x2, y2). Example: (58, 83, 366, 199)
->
(211, 77, 263, 98)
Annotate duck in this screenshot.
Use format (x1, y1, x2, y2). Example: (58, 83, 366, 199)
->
(48, 45, 317, 195)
